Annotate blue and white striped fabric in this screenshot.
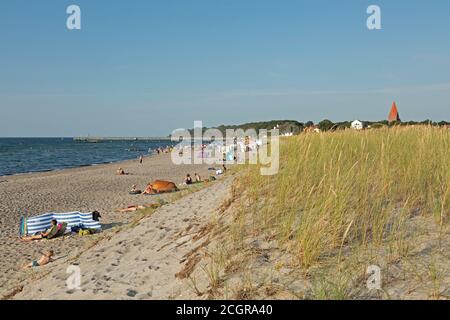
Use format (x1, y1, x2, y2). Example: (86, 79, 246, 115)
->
(21, 211, 101, 236)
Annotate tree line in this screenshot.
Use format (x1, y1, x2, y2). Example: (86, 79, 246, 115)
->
(187, 119, 449, 135)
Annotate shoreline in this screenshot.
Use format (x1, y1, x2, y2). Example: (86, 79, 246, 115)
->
(0, 153, 156, 179)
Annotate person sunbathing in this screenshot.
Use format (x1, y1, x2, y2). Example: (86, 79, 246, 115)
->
(23, 250, 54, 269)
(21, 219, 58, 242)
(119, 205, 146, 212)
(142, 184, 153, 195)
(129, 185, 142, 194)
(117, 167, 126, 175)
(118, 203, 160, 212)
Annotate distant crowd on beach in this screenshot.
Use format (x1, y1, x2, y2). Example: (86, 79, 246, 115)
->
(172, 136, 264, 165)
(155, 146, 174, 155)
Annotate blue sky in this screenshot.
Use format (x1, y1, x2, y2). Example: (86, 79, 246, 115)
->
(0, 0, 449, 137)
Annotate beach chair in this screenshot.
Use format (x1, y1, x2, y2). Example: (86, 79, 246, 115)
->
(45, 224, 59, 239)
(47, 222, 68, 239)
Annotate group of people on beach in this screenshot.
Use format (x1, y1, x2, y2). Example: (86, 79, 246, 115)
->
(20, 220, 57, 269)
(184, 173, 202, 185)
(155, 145, 173, 155)
(19, 144, 229, 271)
(116, 146, 228, 195)
(128, 172, 204, 195)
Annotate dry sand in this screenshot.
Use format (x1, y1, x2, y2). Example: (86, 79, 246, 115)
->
(0, 153, 219, 296)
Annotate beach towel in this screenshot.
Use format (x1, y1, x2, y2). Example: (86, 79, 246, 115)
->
(20, 211, 101, 237)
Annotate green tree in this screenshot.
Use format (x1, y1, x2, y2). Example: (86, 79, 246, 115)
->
(318, 119, 335, 131)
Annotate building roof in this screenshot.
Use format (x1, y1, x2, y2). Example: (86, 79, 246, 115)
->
(388, 102, 401, 123)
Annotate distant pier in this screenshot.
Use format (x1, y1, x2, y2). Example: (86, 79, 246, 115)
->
(74, 137, 171, 142)
(73, 137, 212, 142)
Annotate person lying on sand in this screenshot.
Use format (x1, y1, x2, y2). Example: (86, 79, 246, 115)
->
(116, 168, 128, 176)
(21, 220, 57, 242)
(119, 205, 147, 212)
(22, 250, 54, 269)
(118, 203, 160, 212)
(142, 184, 153, 195)
(129, 184, 142, 194)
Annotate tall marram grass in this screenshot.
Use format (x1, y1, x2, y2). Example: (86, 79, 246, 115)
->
(233, 126, 449, 269)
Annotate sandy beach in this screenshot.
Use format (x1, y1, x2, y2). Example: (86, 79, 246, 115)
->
(0, 153, 218, 296)
(12, 177, 233, 299)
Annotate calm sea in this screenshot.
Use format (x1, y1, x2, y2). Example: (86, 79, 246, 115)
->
(0, 138, 172, 176)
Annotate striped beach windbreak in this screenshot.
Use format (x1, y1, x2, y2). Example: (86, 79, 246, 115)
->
(20, 211, 101, 237)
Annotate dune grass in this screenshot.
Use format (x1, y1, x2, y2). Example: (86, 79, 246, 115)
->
(230, 126, 449, 271)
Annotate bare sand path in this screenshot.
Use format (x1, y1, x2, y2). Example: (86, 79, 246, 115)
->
(13, 177, 232, 299)
(0, 153, 214, 293)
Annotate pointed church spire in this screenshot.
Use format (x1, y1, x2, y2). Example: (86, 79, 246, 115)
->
(388, 102, 401, 123)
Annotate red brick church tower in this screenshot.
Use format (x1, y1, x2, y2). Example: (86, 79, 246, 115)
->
(388, 102, 401, 123)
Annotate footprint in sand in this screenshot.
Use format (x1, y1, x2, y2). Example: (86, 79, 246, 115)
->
(148, 265, 160, 271)
(126, 289, 138, 297)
